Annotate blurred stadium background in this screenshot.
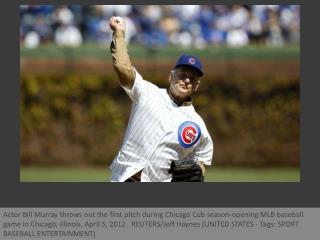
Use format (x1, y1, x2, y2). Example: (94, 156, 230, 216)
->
(20, 5, 300, 182)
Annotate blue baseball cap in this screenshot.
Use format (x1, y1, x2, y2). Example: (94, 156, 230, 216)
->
(174, 54, 203, 76)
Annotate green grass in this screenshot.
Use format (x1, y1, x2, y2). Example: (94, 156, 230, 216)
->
(20, 44, 300, 60)
(207, 167, 300, 182)
(20, 166, 300, 182)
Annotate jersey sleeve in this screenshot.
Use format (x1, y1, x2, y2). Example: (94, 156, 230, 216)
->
(121, 67, 158, 102)
(193, 133, 214, 166)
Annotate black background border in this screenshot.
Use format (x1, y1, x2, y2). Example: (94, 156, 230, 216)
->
(1, 1, 317, 207)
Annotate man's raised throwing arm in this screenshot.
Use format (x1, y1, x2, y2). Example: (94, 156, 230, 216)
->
(109, 16, 135, 89)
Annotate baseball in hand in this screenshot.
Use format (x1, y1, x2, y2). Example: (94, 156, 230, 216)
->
(114, 16, 123, 24)
(109, 16, 126, 32)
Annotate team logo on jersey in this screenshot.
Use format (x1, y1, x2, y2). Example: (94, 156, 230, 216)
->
(189, 57, 196, 65)
(178, 121, 201, 148)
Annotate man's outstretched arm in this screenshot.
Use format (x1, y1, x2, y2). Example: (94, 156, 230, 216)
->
(109, 16, 136, 89)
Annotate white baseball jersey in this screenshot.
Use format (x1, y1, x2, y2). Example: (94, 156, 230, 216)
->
(110, 68, 214, 182)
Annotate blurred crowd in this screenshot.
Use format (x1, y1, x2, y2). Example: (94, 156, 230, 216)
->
(20, 5, 300, 49)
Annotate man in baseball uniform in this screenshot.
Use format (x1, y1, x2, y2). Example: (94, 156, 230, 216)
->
(109, 16, 213, 182)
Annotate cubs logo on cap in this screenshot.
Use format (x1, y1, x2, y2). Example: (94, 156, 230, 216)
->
(174, 54, 203, 76)
(178, 121, 201, 148)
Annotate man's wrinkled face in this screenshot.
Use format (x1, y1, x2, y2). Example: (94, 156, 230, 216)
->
(169, 66, 201, 98)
